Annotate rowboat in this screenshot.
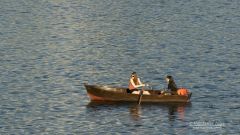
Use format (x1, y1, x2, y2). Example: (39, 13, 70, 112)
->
(84, 84, 192, 103)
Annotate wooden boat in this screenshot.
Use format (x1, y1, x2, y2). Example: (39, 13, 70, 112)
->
(84, 84, 192, 103)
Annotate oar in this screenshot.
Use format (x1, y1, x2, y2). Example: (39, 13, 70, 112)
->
(137, 86, 144, 105)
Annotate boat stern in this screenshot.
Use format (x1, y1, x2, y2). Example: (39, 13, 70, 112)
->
(187, 92, 192, 102)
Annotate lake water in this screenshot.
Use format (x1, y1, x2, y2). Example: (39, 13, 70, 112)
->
(0, 0, 239, 134)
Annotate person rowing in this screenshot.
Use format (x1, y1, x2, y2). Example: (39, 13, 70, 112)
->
(127, 72, 150, 95)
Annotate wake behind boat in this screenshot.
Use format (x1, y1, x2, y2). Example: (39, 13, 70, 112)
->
(84, 84, 192, 103)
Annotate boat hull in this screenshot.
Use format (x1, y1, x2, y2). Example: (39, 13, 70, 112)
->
(84, 84, 191, 103)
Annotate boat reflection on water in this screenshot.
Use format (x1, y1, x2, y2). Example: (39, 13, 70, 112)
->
(129, 105, 141, 121)
(129, 102, 192, 121)
(86, 101, 192, 122)
(167, 102, 191, 122)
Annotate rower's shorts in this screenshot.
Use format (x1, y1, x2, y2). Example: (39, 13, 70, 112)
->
(126, 89, 138, 94)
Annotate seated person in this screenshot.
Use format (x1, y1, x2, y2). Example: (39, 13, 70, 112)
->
(165, 75, 189, 96)
(165, 75, 178, 95)
(127, 72, 150, 95)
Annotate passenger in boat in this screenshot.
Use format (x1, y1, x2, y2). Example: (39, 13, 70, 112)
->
(165, 75, 190, 96)
(127, 72, 149, 95)
(165, 75, 178, 95)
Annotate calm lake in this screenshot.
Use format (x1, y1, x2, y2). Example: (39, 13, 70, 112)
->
(0, 0, 239, 134)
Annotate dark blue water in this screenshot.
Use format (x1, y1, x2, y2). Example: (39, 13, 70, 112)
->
(0, 0, 239, 134)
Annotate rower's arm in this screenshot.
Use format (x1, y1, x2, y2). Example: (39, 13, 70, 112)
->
(138, 78, 148, 87)
(130, 79, 143, 88)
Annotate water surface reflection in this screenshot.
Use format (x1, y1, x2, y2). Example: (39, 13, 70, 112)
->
(86, 101, 192, 122)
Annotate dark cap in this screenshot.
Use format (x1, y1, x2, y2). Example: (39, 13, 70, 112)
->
(166, 75, 173, 79)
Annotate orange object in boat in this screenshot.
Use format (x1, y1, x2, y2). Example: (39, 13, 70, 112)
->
(177, 88, 189, 96)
